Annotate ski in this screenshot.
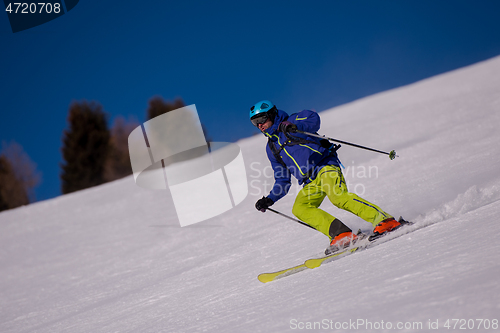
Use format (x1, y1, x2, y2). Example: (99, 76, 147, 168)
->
(257, 263, 309, 283)
(305, 245, 365, 269)
(304, 217, 414, 270)
(257, 217, 415, 283)
(257, 247, 362, 283)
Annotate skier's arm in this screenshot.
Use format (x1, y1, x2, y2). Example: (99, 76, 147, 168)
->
(266, 149, 292, 203)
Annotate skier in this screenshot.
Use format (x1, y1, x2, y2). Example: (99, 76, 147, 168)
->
(250, 100, 403, 254)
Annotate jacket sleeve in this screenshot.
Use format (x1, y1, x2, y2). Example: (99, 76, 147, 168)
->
(290, 109, 320, 133)
(265, 145, 291, 203)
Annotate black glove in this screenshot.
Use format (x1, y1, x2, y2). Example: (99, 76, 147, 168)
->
(255, 196, 274, 212)
(320, 139, 333, 148)
(320, 139, 341, 153)
(278, 121, 297, 133)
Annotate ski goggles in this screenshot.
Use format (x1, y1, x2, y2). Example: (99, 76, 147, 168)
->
(250, 113, 269, 126)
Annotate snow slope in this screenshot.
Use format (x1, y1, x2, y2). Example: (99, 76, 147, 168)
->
(1, 56, 500, 333)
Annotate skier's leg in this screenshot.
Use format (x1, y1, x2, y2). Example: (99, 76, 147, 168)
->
(319, 165, 393, 227)
(292, 181, 335, 238)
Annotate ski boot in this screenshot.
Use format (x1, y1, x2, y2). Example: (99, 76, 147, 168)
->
(325, 231, 359, 255)
(369, 216, 412, 241)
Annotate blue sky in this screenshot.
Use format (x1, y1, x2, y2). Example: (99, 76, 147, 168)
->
(1, 0, 500, 202)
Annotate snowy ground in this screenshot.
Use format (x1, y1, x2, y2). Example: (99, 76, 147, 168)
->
(1, 56, 500, 333)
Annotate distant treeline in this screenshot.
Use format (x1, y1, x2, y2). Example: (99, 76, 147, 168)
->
(0, 96, 199, 212)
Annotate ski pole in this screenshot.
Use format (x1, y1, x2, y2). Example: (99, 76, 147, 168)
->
(294, 129, 398, 160)
(267, 208, 316, 231)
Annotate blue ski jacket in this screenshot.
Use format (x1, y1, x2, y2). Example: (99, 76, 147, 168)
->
(263, 109, 340, 203)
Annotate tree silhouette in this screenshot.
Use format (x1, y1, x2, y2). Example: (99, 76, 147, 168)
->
(0, 155, 29, 211)
(2, 141, 41, 201)
(60, 101, 110, 194)
(0, 141, 41, 211)
(147, 96, 185, 121)
(104, 116, 139, 182)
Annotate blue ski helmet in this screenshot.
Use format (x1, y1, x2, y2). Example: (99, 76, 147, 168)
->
(249, 100, 277, 126)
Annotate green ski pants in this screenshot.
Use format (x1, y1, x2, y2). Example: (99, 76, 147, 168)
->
(292, 165, 392, 239)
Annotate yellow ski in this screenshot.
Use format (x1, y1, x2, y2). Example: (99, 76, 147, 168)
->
(257, 263, 309, 283)
(304, 247, 360, 269)
(258, 217, 415, 283)
(258, 248, 361, 283)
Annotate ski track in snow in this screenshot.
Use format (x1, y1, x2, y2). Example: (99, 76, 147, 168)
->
(1, 56, 500, 333)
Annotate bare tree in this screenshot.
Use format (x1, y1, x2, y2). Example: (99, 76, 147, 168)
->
(0, 141, 41, 211)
